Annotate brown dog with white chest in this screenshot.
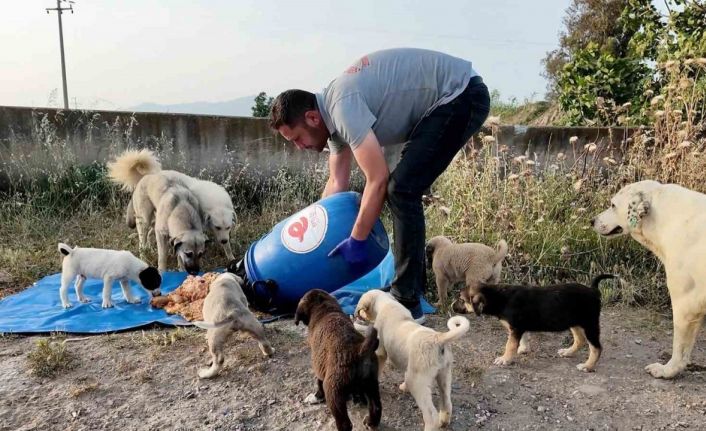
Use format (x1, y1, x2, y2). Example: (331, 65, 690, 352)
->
(295, 289, 382, 431)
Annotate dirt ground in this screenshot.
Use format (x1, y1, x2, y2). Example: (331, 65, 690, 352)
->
(0, 306, 704, 431)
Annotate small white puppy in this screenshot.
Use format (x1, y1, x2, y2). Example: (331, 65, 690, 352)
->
(192, 273, 274, 379)
(355, 290, 470, 431)
(58, 243, 162, 309)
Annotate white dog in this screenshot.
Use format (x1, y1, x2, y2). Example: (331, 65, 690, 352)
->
(112, 149, 237, 261)
(593, 180, 706, 379)
(192, 273, 274, 379)
(58, 243, 161, 309)
(355, 290, 470, 431)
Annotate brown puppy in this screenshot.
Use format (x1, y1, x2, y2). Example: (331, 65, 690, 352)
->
(295, 289, 382, 431)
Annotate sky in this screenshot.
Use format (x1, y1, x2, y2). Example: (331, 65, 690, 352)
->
(1, 0, 572, 110)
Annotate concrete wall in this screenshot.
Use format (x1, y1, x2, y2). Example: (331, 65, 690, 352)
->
(0, 105, 637, 191)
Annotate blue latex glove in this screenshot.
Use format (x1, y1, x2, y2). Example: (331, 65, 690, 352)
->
(328, 236, 367, 265)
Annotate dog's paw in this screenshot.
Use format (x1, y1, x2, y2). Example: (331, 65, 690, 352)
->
(399, 382, 407, 392)
(102, 300, 114, 309)
(576, 363, 595, 372)
(61, 302, 72, 309)
(645, 362, 678, 379)
(304, 393, 324, 405)
(439, 410, 451, 426)
(518, 344, 531, 355)
(558, 348, 575, 358)
(363, 414, 379, 430)
(198, 368, 218, 379)
(78, 297, 91, 304)
(493, 356, 513, 366)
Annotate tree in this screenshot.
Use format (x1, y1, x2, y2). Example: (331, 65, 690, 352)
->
(542, 0, 631, 99)
(251, 92, 273, 117)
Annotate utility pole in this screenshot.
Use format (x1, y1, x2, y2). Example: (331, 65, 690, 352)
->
(46, 0, 74, 110)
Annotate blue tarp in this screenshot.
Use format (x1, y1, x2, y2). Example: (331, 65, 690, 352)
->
(0, 250, 434, 334)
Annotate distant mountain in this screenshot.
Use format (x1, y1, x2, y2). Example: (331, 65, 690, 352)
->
(128, 95, 257, 117)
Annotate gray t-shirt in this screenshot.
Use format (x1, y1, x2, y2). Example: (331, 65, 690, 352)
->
(315, 48, 478, 155)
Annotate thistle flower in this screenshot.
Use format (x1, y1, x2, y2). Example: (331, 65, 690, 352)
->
(584, 143, 597, 153)
(569, 136, 579, 145)
(507, 173, 519, 181)
(557, 152, 566, 161)
(482, 135, 496, 145)
(603, 157, 617, 165)
(485, 116, 501, 127)
(525, 160, 536, 166)
(650, 95, 664, 106)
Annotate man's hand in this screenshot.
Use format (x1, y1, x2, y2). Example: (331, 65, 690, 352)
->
(328, 236, 367, 265)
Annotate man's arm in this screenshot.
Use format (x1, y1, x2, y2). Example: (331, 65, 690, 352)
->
(350, 130, 389, 240)
(322, 146, 353, 198)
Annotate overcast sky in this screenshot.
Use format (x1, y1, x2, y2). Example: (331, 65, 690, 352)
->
(2, 0, 572, 110)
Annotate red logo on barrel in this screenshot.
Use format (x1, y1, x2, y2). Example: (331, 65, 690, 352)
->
(287, 216, 309, 242)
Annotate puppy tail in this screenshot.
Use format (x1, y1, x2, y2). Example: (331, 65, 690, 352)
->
(58, 243, 74, 256)
(126, 199, 136, 229)
(358, 327, 379, 357)
(192, 315, 236, 330)
(590, 274, 616, 290)
(493, 239, 508, 265)
(437, 315, 471, 344)
(107, 149, 162, 191)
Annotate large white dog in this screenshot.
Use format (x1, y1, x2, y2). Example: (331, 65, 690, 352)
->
(110, 149, 237, 261)
(593, 180, 706, 379)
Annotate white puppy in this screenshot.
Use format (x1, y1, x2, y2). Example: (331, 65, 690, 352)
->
(58, 243, 162, 309)
(593, 180, 706, 379)
(192, 273, 274, 379)
(355, 290, 470, 431)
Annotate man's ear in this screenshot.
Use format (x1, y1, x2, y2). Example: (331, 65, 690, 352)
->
(304, 110, 321, 128)
(627, 192, 651, 228)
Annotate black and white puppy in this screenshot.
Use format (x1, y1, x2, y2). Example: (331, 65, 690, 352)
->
(461, 274, 614, 372)
(58, 243, 162, 309)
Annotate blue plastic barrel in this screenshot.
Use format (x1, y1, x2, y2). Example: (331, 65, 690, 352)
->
(244, 191, 389, 312)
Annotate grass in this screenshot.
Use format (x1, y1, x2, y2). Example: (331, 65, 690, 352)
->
(26, 338, 76, 378)
(1, 63, 704, 310)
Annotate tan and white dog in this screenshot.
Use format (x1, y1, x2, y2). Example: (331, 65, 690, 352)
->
(108, 150, 208, 274)
(593, 180, 706, 379)
(355, 290, 470, 431)
(192, 273, 274, 379)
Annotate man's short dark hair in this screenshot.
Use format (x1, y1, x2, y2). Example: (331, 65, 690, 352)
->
(268, 89, 317, 130)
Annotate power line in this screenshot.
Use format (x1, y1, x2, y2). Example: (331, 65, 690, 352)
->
(46, 0, 75, 110)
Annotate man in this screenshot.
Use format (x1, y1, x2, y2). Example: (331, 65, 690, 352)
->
(269, 48, 490, 323)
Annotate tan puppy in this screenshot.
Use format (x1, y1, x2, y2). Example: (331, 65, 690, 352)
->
(355, 290, 470, 431)
(192, 273, 274, 379)
(426, 236, 508, 307)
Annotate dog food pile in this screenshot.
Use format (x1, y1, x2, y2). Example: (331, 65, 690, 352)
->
(150, 272, 220, 321)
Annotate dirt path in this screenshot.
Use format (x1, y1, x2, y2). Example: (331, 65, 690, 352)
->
(0, 307, 704, 431)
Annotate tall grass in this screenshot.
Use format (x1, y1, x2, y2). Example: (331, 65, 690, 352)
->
(1, 61, 703, 309)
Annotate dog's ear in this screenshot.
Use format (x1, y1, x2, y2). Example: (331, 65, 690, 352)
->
(138, 267, 162, 290)
(204, 213, 212, 227)
(471, 293, 485, 316)
(171, 236, 183, 253)
(294, 301, 309, 326)
(627, 192, 651, 228)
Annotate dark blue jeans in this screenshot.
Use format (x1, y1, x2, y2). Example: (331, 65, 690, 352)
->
(387, 76, 490, 308)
